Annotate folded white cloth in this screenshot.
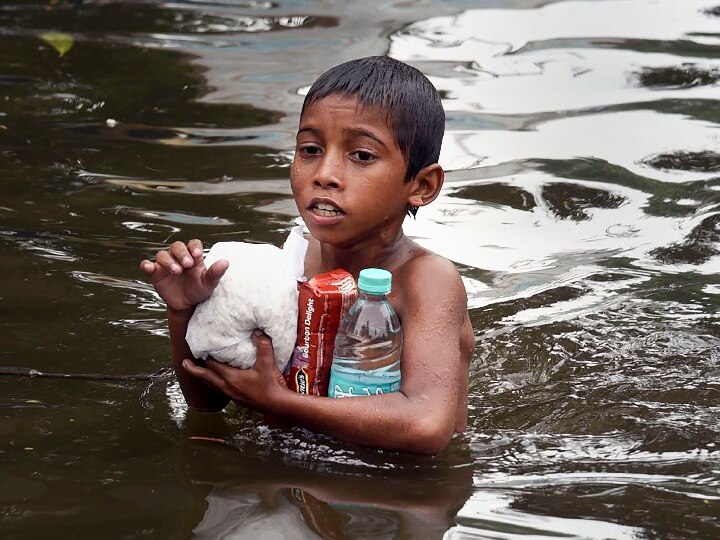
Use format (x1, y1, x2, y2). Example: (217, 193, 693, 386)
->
(185, 226, 308, 370)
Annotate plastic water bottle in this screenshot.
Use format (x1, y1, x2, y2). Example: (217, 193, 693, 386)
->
(328, 268, 402, 398)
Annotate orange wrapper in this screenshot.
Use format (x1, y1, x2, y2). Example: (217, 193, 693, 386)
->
(284, 269, 357, 396)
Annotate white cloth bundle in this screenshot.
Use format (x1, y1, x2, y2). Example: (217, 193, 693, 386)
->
(185, 226, 308, 370)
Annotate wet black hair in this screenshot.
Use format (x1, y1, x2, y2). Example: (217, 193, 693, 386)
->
(301, 56, 445, 217)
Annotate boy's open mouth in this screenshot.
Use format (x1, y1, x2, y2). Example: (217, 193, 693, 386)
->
(310, 201, 344, 217)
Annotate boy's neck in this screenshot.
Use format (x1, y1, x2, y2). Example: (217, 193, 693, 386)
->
(317, 228, 410, 279)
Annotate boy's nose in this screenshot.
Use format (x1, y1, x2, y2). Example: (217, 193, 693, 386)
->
(314, 177, 341, 189)
(313, 155, 343, 189)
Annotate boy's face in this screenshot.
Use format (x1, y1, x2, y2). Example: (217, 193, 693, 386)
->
(291, 94, 412, 248)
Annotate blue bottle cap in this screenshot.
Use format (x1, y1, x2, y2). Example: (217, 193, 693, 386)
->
(358, 268, 392, 294)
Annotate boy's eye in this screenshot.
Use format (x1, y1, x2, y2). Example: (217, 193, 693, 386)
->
(352, 150, 376, 162)
(299, 144, 322, 156)
(300, 144, 321, 156)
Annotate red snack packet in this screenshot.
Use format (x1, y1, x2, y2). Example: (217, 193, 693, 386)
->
(284, 269, 357, 396)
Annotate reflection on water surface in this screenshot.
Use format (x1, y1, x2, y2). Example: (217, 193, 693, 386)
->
(1, 0, 719, 538)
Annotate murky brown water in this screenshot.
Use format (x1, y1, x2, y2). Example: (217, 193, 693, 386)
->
(1, 1, 719, 538)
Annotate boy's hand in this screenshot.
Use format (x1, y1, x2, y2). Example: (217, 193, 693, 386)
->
(139, 239, 229, 312)
(181, 331, 288, 410)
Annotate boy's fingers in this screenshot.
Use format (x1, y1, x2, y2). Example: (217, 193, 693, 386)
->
(204, 358, 243, 380)
(187, 239, 204, 259)
(170, 241, 194, 269)
(156, 250, 182, 274)
(139, 260, 156, 275)
(182, 359, 227, 391)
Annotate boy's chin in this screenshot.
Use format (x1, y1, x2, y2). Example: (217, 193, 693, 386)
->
(307, 228, 343, 245)
(304, 225, 350, 247)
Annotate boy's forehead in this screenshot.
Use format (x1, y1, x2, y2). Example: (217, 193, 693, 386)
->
(300, 94, 393, 130)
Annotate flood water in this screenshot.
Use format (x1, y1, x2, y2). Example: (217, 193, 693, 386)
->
(1, 0, 719, 538)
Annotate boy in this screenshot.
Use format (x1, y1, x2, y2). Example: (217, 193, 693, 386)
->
(140, 56, 474, 455)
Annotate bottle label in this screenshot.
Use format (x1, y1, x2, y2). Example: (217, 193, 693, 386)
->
(328, 367, 400, 398)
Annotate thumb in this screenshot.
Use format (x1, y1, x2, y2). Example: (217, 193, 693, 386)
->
(203, 259, 229, 290)
(252, 331, 287, 388)
(252, 330, 275, 365)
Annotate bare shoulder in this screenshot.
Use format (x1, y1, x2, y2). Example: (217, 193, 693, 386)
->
(392, 246, 474, 356)
(394, 248, 468, 313)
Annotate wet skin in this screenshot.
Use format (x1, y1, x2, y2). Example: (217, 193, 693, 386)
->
(291, 94, 413, 255)
(142, 94, 474, 453)
(292, 95, 474, 433)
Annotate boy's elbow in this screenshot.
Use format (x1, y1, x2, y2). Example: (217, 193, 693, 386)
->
(185, 393, 230, 413)
(187, 402, 226, 413)
(405, 414, 454, 455)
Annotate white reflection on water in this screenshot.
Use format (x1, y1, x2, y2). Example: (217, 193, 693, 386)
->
(499, 266, 650, 326)
(388, 0, 720, 194)
(387, 2, 720, 189)
(439, 110, 720, 181)
(446, 488, 643, 540)
(392, 0, 718, 59)
(166, 379, 188, 428)
(447, 463, 720, 539)
(416, 48, 720, 116)
(403, 170, 718, 282)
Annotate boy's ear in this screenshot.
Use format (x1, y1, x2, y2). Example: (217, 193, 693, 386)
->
(407, 163, 444, 208)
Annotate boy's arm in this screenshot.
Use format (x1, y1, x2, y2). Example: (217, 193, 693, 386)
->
(184, 257, 472, 454)
(168, 307, 230, 412)
(140, 239, 231, 412)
